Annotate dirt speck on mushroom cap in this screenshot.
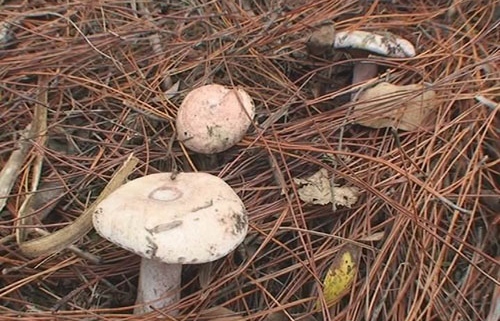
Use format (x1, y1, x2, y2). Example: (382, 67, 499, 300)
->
(92, 172, 248, 264)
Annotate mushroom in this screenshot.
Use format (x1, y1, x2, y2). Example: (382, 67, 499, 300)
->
(306, 27, 416, 98)
(352, 81, 437, 131)
(92, 172, 248, 315)
(333, 30, 416, 96)
(333, 30, 416, 89)
(176, 84, 255, 154)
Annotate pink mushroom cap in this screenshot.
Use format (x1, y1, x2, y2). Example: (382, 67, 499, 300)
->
(176, 84, 255, 154)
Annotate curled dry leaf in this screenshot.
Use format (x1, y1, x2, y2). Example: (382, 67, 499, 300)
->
(293, 169, 359, 207)
(316, 244, 361, 309)
(164, 80, 181, 99)
(353, 82, 437, 131)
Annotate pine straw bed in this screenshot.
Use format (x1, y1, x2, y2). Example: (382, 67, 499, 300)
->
(0, 0, 499, 320)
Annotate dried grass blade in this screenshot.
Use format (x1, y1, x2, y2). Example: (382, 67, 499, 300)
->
(18, 154, 139, 258)
(16, 77, 49, 244)
(30, 77, 49, 191)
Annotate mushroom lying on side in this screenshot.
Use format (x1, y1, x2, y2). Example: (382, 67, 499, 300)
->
(92, 172, 248, 315)
(176, 84, 255, 154)
(352, 82, 437, 131)
(307, 27, 416, 98)
(333, 30, 416, 95)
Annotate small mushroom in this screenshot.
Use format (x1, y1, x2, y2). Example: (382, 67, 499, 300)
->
(333, 30, 416, 96)
(176, 84, 255, 154)
(352, 82, 437, 131)
(92, 172, 248, 315)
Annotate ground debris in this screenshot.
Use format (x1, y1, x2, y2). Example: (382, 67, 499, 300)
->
(293, 168, 359, 207)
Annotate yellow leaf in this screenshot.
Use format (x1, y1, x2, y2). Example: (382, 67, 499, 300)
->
(316, 245, 360, 309)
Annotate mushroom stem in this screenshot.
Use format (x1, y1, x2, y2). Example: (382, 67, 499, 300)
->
(351, 62, 379, 100)
(352, 62, 378, 86)
(134, 259, 182, 315)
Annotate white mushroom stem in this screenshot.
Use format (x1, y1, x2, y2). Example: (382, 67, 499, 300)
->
(134, 259, 182, 315)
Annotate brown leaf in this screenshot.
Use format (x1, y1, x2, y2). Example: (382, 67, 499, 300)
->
(353, 82, 437, 131)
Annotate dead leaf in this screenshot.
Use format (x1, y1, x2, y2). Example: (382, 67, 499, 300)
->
(353, 82, 437, 131)
(164, 80, 180, 99)
(315, 244, 361, 309)
(294, 169, 359, 207)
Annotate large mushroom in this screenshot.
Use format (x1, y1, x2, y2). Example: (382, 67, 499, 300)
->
(176, 84, 255, 154)
(92, 172, 248, 315)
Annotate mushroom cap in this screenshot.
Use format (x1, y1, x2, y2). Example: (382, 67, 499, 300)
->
(334, 30, 416, 58)
(93, 172, 248, 264)
(176, 84, 255, 154)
